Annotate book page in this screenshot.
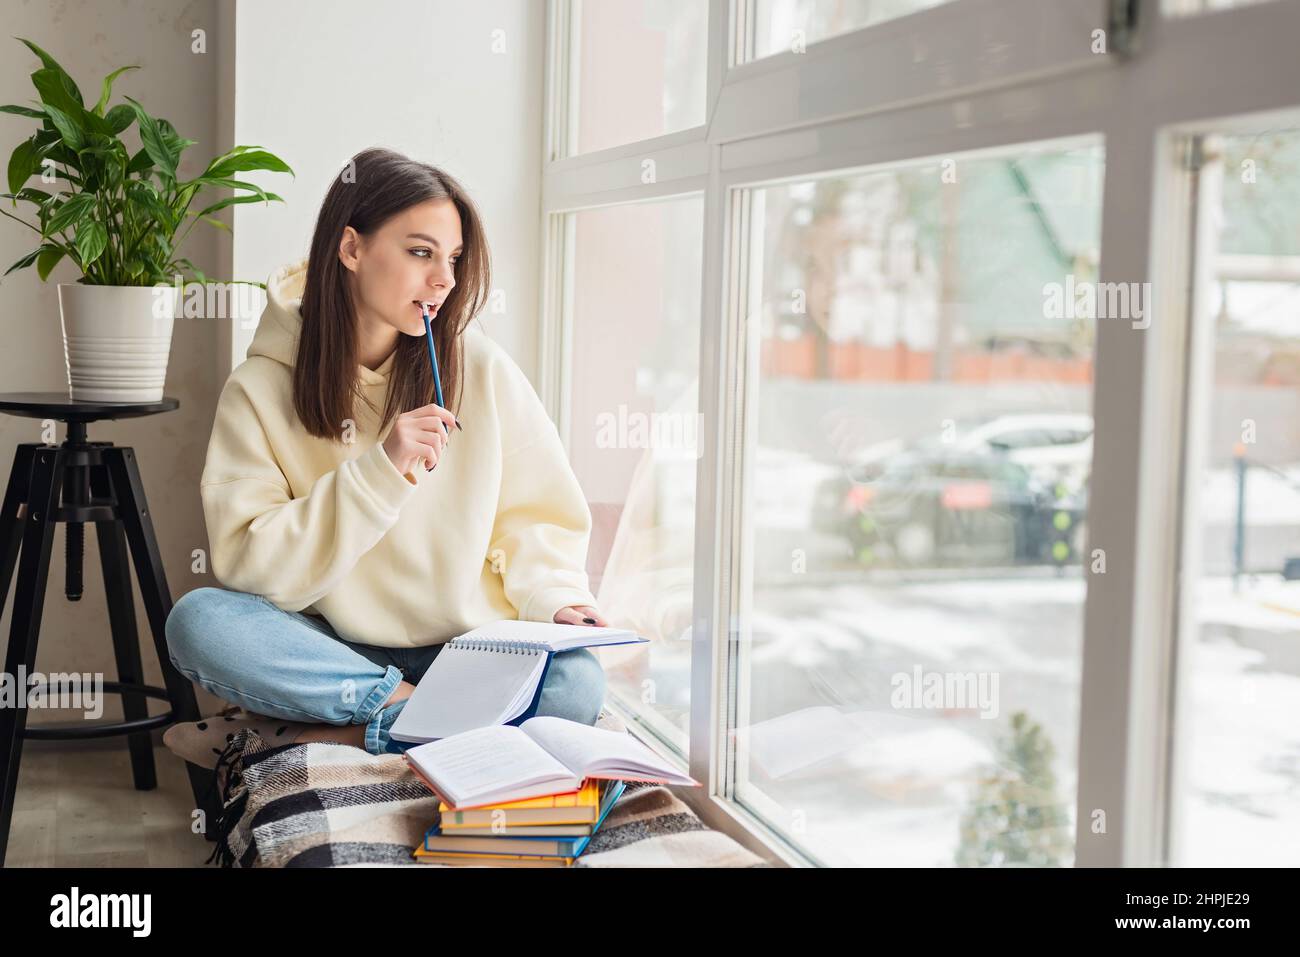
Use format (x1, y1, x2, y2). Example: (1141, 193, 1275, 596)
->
(521, 716, 693, 783)
(406, 725, 573, 805)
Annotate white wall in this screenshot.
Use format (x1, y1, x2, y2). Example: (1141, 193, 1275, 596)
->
(230, 0, 548, 379)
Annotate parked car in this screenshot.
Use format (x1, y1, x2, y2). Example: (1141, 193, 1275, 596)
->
(949, 413, 1093, 489)
(820, 446, 1087, 568)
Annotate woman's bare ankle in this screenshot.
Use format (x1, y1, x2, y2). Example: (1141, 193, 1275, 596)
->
(293, 723, 366, 747)
(382, 680, 416, 709)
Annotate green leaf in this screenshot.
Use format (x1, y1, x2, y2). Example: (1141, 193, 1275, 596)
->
(103, 103, 135, 135)
(36, 244, 65, 280)
(32, 126, 61, 149)
(126, 180, 172, 228)
(81, 108, 113, 138)
(41, 102, 85, 152)
(31, 67, 84, 117)
(93, 65, 139, 116)
(122, 96, 175, 178)
(46, 192, 95, 233)
(175, 258, 211, 284)
(15, 37, 76, 86)
(183, 210, 230, 231)
(197, 177, 281, 204)
(190, 193, 278, 219)
(1, 187, 53, 207)
(74, 220, 107, 266)
(4, 246, 43, 276)
(6, 137, 39, 194)
(0, 104, 45, 119)
(203, 145, 264, 168)
(125, 146, 152, 175)
(204, 149, 294, 180)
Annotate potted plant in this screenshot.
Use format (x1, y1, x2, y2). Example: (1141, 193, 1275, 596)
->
(1, 37, 292, 401)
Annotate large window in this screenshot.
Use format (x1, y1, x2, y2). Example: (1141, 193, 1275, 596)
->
(542, 0, 1300, 866)
(1174, 127, 1300, 865)
(733, 142, 1103, 865)
(565, 198, 705, 758)
(559, 0, 709, 157)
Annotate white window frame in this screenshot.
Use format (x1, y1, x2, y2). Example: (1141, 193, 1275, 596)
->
(540, 0, 1300, 867)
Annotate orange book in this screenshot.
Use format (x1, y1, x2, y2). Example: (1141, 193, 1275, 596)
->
(439, 779, 603, 828)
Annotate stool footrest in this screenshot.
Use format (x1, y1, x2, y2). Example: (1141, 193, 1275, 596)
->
(22, 681, 174, 740)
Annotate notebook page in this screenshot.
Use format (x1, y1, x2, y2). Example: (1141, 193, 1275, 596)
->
(391, 646, 546, 741)
(521, 716, 696, 784)
(405, 725, 575, 806)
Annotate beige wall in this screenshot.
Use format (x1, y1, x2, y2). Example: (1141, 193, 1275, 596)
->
(0, 0, 229, 721)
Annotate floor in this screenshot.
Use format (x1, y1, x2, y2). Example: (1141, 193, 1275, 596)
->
(6, 733, 215, 867)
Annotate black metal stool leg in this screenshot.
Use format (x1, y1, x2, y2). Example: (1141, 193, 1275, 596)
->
(102, 446, 221, 839)
(93, 460, 157, 791)
(0, 445, 36, 624)
(0, 447, 64, 868)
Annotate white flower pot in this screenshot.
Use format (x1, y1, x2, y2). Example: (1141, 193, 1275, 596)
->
(58, 283, 177, 403)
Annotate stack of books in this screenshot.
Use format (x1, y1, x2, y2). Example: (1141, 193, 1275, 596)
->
(412, 778, 627, 867)
(404, 716, 698, 867)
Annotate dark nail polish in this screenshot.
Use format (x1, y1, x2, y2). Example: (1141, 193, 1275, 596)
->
(583, 617, 596, 624)
(455, 419, 463, 431)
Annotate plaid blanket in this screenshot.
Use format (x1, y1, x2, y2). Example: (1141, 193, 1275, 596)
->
(206, 728, 768, 868)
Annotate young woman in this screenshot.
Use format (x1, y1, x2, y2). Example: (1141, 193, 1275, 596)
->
(164, 147, 611, 762)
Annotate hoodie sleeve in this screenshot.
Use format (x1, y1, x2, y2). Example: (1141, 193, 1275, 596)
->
(200, 376, 420, 611)
(486, 357, 598, 624)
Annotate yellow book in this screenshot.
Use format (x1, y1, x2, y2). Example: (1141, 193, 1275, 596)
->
(439, 779, 602, 829)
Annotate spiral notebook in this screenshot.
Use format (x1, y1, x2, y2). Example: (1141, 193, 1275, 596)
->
(388, 620, 648, 744)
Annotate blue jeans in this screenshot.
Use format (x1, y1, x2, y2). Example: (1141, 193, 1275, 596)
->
(164, 586, 607, 756)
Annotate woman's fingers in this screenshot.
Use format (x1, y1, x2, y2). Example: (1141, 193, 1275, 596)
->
(409, 404, 458, 434)
(553, 604, 608, 627)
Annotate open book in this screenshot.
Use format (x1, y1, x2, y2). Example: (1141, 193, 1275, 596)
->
(388, 619, 648, 744)
(404, 715, 699, 809)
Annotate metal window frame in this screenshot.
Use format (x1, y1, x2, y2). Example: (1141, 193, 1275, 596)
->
(539, 0, 1300, 867)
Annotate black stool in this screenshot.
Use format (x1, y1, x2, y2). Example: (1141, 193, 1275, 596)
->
(0, 393, 220, 866)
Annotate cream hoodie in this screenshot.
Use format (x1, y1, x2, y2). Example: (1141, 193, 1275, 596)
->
(199, 258, 598, 648)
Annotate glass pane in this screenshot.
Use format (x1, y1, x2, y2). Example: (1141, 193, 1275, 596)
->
(1177, 128, 1300, 865)
(568, 197, 705, 757)
(571, 0, 708, 155)
(753, 0, 954, 60)
(735, 141, 1105, 865)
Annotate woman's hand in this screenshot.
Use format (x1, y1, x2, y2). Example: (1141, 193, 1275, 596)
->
(554, 604, 609, 627)
(382, 402, 459, 474)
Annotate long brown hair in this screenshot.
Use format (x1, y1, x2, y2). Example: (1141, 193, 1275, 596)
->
(294, 147, 491, 440)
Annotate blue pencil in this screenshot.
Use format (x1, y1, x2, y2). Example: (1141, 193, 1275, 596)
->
(421, 303, 448, 438)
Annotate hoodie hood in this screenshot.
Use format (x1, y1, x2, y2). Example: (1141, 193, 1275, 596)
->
(249, 257, 395, 386)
